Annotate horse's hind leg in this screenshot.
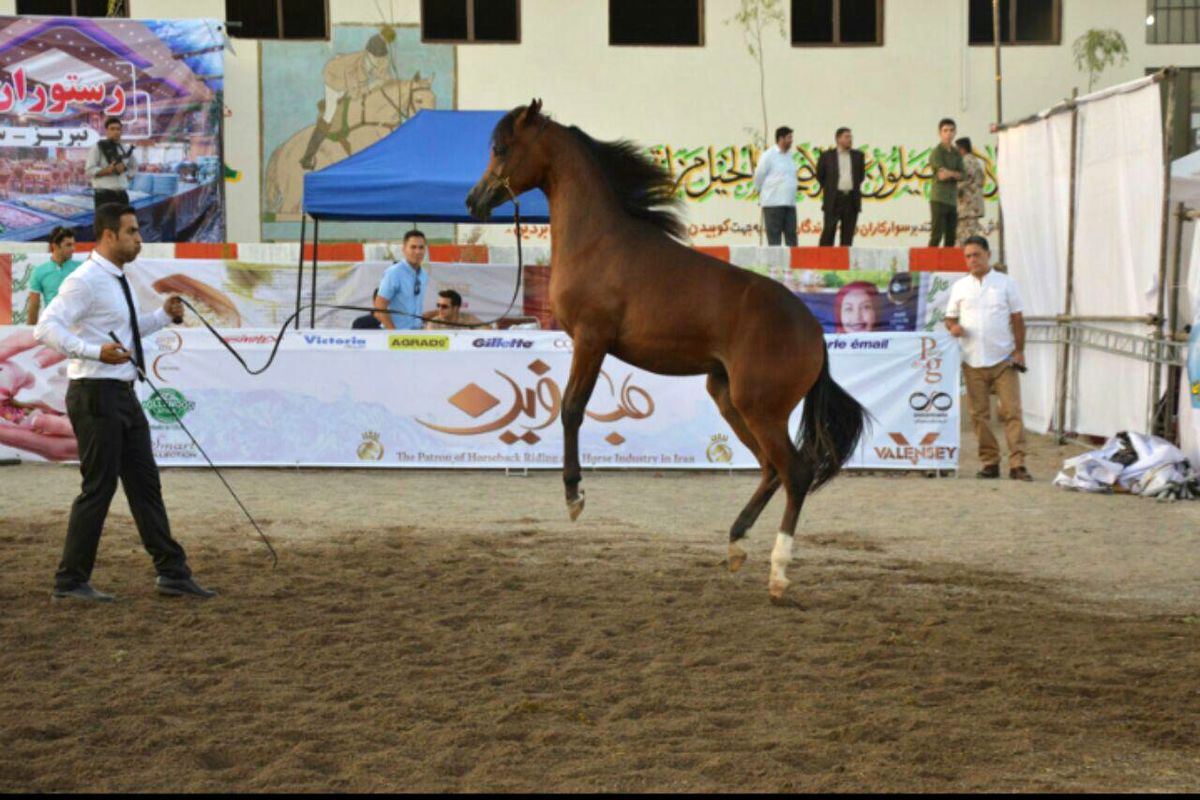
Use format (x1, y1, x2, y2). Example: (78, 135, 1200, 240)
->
(742, 415, 816, 602)
(706, 371, 781, 572)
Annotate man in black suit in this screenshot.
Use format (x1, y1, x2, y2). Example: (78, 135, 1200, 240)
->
(816, 127, 866, 247)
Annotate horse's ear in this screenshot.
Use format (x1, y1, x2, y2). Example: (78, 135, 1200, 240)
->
(411, 70, 422, 81)
(518, 98, 543, 129)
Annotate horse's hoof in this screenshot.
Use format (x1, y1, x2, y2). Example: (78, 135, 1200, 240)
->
(768, 578, 790, 602)
(728, 545, 747, 573)
(567, 492, 585, 521)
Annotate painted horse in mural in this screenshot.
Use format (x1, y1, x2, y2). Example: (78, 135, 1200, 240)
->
(466, 100, 868, 602)
(263, 74, 437, 221)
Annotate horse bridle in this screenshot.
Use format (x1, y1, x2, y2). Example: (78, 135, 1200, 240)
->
(479, 113, 550, 208)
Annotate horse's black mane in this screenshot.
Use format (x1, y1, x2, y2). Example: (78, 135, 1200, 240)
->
(495, 108, 686, 240)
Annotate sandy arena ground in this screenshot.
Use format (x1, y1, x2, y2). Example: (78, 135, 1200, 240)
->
(2, 428, 1198, 792)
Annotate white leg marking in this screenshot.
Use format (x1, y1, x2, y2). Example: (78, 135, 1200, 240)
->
(769, 532, 794, 598)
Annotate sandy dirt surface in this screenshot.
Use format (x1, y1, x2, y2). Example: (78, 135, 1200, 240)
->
(2, 429, 1198, 792)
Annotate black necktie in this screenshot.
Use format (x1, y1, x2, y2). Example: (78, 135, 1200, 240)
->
(116, 273, 145, 381)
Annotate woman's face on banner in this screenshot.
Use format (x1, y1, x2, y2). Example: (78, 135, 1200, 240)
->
(839, 288, 877, 332)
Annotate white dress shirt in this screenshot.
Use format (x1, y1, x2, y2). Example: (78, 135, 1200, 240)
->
(753, 146, 798, 208)
(34, 251, 169, 381)
(837, 149, 853, 191)
(945, 268, 1025, 368)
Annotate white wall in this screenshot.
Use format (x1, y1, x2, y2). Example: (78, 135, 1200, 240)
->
(1, 0, 1193, 245)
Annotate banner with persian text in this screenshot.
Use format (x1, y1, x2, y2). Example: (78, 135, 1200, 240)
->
(0, 328, 959, 471)
(0, 16, 224, 242)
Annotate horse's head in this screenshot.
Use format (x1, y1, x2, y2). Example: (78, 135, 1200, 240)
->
(466, 98, 548, 221)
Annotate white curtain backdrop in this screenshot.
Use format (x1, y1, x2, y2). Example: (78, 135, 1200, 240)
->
(1069, 79, 1164, 437)
(998, 112, 1072, 433)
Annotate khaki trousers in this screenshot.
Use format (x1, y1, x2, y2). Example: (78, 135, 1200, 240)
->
(963, 361, 1026, 469)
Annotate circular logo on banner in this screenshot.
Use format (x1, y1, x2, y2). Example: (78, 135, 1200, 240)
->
(706, 433, 733, 464)
(909, 391, 953, 412)
(143, 389, 195, 423)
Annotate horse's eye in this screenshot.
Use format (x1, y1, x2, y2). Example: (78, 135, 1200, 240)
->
(493, 145, 508, 157)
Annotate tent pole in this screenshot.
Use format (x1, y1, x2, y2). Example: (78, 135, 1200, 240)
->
(1165, 202, 1189, 444)
(310, 218, 320, 329)
(1056, 90, 1079, 444)
(295, 213, 306, 332)
(1151, 68, 1177, 435)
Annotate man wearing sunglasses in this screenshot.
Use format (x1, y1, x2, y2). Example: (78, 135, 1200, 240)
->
(374, 230, 429, 330)
(424, 289, 489, 330)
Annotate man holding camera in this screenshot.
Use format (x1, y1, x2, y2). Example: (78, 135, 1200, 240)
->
(86, 116, 137, 215)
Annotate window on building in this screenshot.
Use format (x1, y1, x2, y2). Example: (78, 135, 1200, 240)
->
(15, 0, 125, 16)
(422, 0, 521, 43)
(225, 0, 328, 40)
(1147, 1, 1200, 44)
(610, 0, 703, 46)
(791, 0, 883, 46)
(968, 0, 1059, 45)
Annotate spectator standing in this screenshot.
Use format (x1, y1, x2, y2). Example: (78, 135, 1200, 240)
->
(26, 226, 81, 325)
(956, 136, 986, 244)
(928, 118, 963, 247)
(944, 235, 1032, 481)
(816, 127, 866, 247)
(753, 126, 798, 247)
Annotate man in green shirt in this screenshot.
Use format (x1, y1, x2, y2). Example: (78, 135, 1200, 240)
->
(928, 118, 964, 247)
(26, 226, 81, 325)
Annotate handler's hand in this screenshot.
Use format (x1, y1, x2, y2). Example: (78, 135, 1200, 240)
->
(1011, 350, 1026, 368)
(163, 295, 184, 322)
(100, 342, 131, 364)
(947, 321, 965, 338)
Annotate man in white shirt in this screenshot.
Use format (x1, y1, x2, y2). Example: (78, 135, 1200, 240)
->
(35, 203, 217, 601)
(753, 126, 798, 246)
(944, 235, 1032, 481)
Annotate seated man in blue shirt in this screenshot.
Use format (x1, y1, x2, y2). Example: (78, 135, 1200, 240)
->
(374, 230, 429, 330)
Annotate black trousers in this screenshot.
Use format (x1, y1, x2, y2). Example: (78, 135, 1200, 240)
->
(93, 188, 130, 216)
(819, 192, 860, 247)
(929, 201, 958, 247)
(762, 205, 797, 246)
(56, 379, 190, 590)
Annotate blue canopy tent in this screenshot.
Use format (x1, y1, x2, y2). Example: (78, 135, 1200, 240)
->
(295, 110, 551, 327)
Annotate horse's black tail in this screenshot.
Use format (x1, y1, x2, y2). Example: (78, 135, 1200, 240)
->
(795, 345, 870, 492)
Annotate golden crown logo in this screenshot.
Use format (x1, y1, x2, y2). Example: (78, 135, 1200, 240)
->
(706, 433, 733, 464)
(357, 431, 384, 461)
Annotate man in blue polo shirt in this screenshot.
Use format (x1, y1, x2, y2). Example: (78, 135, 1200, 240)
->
(26, 226, 81, 325)
(374, 230, 429, 330)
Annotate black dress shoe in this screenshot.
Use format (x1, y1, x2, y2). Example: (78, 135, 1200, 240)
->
(52, 583, 115, 602)
(156, 576, 218, 599)
(976, 464, 1000, 479)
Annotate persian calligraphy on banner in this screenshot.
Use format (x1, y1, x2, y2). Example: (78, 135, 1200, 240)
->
(648, 143, 999, 204)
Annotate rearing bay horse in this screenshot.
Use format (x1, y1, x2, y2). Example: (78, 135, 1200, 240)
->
(466, 100, 867, 602)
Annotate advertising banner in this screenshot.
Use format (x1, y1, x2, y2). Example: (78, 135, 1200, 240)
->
(0, 328, 960, 471)
(0, 16, 224, 242)
(9, 253, 962, 332)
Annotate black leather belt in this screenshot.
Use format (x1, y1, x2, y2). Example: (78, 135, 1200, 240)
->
(71, 378, 136, 389)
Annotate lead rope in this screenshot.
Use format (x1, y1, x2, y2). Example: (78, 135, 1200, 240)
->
(183, 193, 525, 376)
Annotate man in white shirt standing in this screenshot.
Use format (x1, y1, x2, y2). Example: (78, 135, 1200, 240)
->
(753, 126, 798, 247)
(35, 203, 217, 601)
(944, 235, 1033, 481)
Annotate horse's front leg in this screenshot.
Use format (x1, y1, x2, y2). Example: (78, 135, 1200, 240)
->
(561, 338, 606, 521)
